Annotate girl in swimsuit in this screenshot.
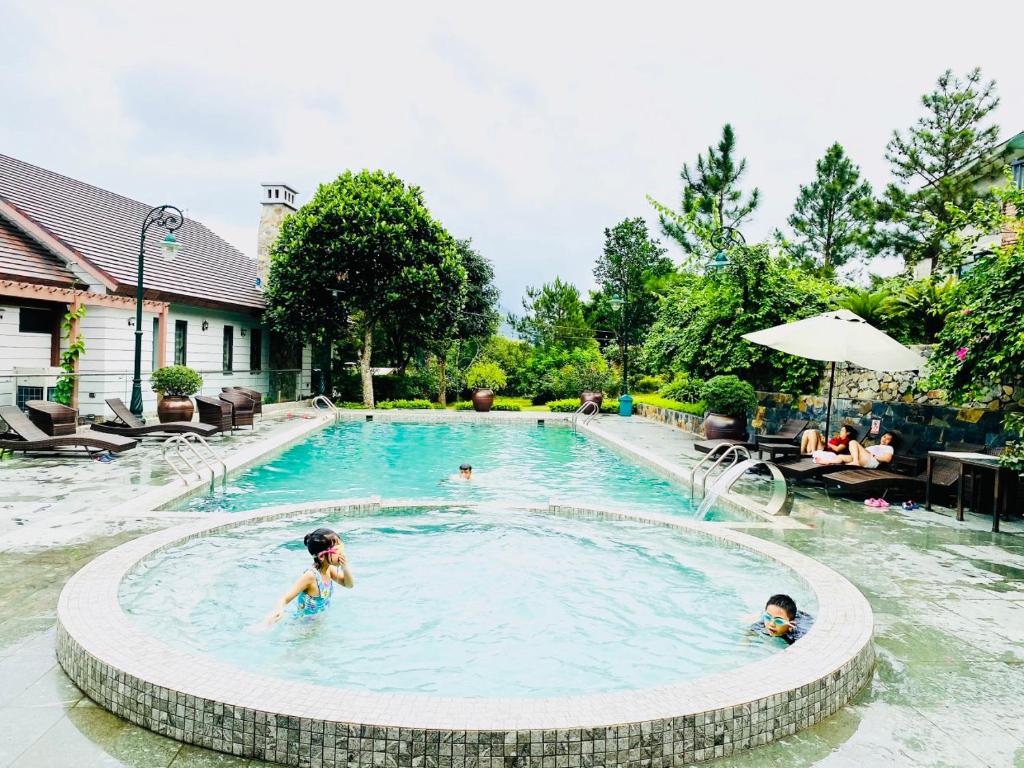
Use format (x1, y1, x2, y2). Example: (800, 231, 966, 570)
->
(265, 527, 355, 625)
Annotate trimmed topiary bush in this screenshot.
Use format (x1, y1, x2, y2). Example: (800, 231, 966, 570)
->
(546, 398, 617, 413)
(452, 400, 521, 411)
(375, 399, 444, 410)
(700, 375, 756, 417)
(150, 365, 203, 397)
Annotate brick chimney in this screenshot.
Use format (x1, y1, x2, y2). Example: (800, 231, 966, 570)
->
(256, 183, 298, 290)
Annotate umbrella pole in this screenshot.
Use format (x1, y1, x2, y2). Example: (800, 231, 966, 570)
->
(824, 361, 835, 438)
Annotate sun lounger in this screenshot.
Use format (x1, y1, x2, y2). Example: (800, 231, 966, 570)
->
(0, 405, 137, 456)
(218, 390, 256, 430)
(195, 396, 233, 433)
(827, 441, 981, 498)
(694, 438, 756, 455)
(223, 386, 263, 418)
(92, 398, 219, 438)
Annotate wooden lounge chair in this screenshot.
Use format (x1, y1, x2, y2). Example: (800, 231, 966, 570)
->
(693, 438, 756, 455)
(195, 396, 233, 433)
(223, 386, 263, 418)
(218, 390, 256, 430)
(0, 405, 137, 456)
(92, 398, 219, 438)
(754, 418, 811, 459)
(25, 400, 77, 436)
(827, 440, 977, 498)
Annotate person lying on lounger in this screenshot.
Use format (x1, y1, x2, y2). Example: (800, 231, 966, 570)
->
(813, 431, 895, 467)
(801, 425, 852, 455)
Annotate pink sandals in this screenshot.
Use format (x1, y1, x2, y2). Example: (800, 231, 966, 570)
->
(864, 498, 890, 508)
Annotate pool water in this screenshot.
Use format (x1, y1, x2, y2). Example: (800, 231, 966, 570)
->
(180, 421, 742, 521)
(121, 507, 814, 698)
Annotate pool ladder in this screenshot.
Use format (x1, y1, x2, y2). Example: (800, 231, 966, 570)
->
(571, 401, 600, 433)
(689, 444, 751, 498)
(688, 442, 791, 518)
(162, 433, 228, 490)
(312, 395, 341, 421)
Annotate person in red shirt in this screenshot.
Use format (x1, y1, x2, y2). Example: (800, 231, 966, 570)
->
(800, 424, 854, 455)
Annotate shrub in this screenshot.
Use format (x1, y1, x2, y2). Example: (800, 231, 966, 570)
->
(452, 400, 522, 411)
(481, 337, 531, 395)
(657, 372, 704, 402)
(700, 375, 757, 417)
(632, 393, 706, 416)
(465, 360, 507, 391)
(375, 399, 444, 410)
(151, 365, 203, 397)
(527, 347, 613, 403)
(546, 398, 617, 413)
(633, 374, 666, 394)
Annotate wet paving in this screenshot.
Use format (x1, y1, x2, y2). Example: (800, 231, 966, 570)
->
(0, 413, 1022, 766)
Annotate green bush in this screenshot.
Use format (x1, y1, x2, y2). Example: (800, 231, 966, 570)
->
(150, 365, 203, 396)
(375, 399, 444, 410)
(481, 337, 531, 395)
(452, 400, 522, 411)
(632, 393, 706, 416)
(657, 372, 704, 402)
(546, 398, 617, 413)
(465, 360, 507, 391)
(527, 347, 613, 403)
(701, 375, 756, 417)
(633, 374, 666, 394)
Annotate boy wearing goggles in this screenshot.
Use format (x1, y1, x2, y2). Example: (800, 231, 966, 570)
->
(750, 594, 813, 645)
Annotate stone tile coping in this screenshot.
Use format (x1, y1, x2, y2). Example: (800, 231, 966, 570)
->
(58, 498, 873, 738)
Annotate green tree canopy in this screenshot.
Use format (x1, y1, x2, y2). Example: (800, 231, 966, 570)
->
(926, 181, 1024, 403)
(873, 68, 1001, 272)
(510, 277, 594, 352)
(787, 143, 874, 271)
(265, 169, 465, 406)
(649, 124, 760, 256)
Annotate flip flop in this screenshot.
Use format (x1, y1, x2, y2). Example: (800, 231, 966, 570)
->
(875, 499, 890, 508)
(864, 498, 881, 507)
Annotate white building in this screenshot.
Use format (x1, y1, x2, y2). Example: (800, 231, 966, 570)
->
(0, 154, 314, 418)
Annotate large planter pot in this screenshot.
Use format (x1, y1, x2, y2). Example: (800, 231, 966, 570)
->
(703, 412, 747, 440)
(158, 395, 195, 424)
(471, 389, 495, 413)
(580, 391, 604, 407)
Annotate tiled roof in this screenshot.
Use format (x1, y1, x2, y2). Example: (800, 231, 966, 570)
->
(0, 216, 78, 287)
(0, 154, 265, 311)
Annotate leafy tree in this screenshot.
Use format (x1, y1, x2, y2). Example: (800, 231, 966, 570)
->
(787, 143, 874, 271)
(510, 278, 593, 351)
(592, 217, 673, 392)
(873, 68, 1001, 272)
(649, 124, 760, 256)
(926, 181, 1024, 403)
(640, 245, 836, 394)
(888, 275, 958, 343)
(835, 287, 895, 329)
(480, 336, 531, 396)
(266, 170, 465, 406)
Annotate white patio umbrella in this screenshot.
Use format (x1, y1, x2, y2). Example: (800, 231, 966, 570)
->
(741, 309, 927, 437)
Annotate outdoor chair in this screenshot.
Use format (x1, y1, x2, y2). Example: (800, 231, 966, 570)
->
(92, 398, 219, 438)
(218, 390, 256, 430)
(195, 395, 233, 433)
(223, 386, 263, 418)
(25, 400, 78, 436)
(827, 438, 973, 498)
(0, 405, 137, 457)
(754, 418, 811, 460)
(693, 438, 756, 455)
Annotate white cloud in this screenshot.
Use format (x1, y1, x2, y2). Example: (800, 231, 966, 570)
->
(2, 0, 1022, 305)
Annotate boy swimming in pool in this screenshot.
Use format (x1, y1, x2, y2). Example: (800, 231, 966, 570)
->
(264, 527, 355, 625)
(749, 594, 813, 645)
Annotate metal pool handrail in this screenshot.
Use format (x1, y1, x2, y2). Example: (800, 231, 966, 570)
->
(688, 442, 749, 496)
(161, 433, 227, 489)
(311, 395, 340, 421)
(571, 401, 600, 433)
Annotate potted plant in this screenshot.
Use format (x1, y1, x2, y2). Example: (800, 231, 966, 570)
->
(151, 365, 203, 423)
(465, 361, 507, 412)
(700, 375, 757, 440)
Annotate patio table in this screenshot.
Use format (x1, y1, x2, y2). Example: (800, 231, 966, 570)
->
(924, 451, 1010, 532)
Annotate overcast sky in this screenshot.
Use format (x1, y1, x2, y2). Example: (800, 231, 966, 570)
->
(3, 1, 1022, 313)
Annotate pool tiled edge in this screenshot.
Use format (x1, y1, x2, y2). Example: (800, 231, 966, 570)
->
(57, 499, 874, 767)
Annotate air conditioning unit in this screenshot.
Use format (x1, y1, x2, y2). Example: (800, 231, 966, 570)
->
(14, 366, 64, 408)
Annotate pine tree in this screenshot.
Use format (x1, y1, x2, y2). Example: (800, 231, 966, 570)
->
(874, 68, 1000, 272)
(787, 143, 874, 271)
(652, 124, 760, 255)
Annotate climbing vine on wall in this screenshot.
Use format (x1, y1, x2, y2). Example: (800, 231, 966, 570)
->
(52, 305, 87, 406)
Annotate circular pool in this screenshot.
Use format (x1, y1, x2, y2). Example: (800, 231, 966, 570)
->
(58, 499, 874, 766)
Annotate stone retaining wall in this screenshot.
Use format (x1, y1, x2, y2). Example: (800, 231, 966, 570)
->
(633, 402, 705, 436)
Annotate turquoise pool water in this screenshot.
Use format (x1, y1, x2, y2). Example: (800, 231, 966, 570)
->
(121, 507, 814, 697)
(179, 420, 743, 521)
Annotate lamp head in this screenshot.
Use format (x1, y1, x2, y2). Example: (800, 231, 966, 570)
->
(160, 232, 181, 262)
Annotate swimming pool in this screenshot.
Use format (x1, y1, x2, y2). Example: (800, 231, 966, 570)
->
(178, 419, 743, 521)
(121, 505, 813, 698)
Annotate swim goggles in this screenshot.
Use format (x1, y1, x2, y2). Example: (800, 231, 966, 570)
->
(317, 546, 339, 560)
(761, 613, 791, 627)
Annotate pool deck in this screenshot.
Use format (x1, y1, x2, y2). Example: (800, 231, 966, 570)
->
(0, 410, 1023, 766)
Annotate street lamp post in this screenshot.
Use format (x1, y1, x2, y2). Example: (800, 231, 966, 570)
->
(707, 225, 745, 271)
(130, 205, 184, 417)
(609, 285, 629, 397)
